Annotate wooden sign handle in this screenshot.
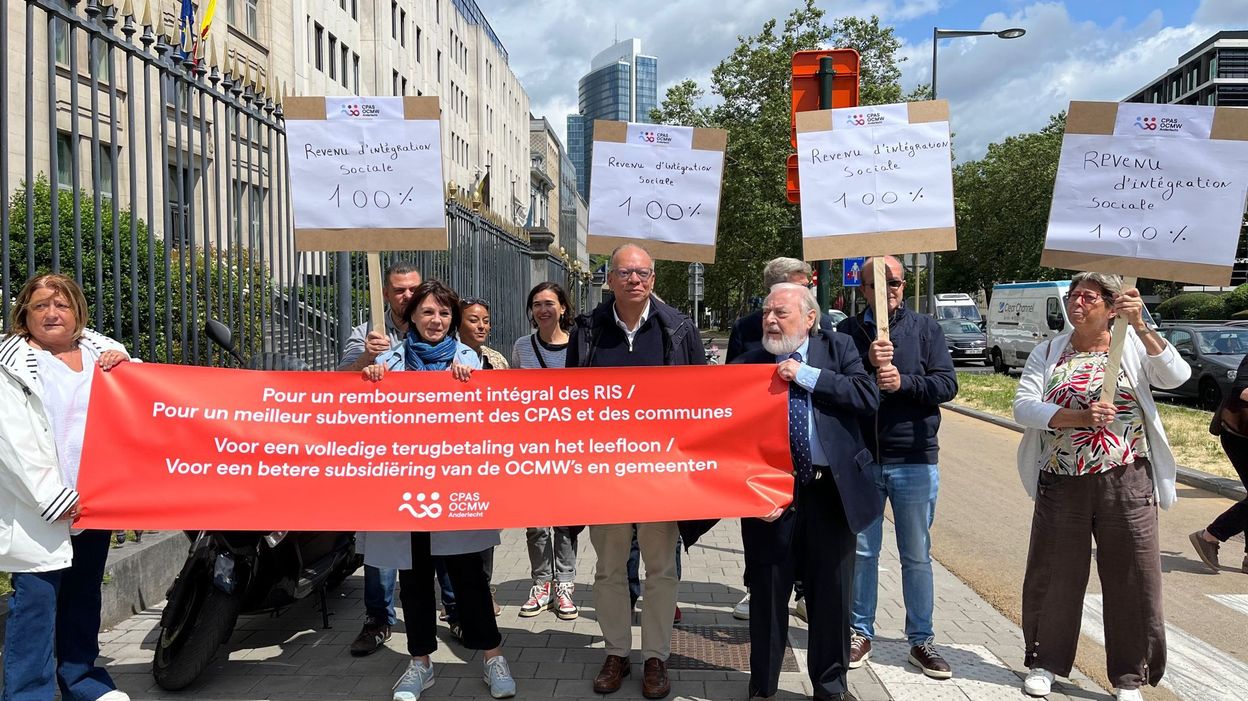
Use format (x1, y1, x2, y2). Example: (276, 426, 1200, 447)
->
(1098, 275, 1138, 404)
(872, 256, 890, 345)
(368, 253, 386, 334)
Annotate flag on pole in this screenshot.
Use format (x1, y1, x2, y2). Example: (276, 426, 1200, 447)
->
(176, 0, 196, 61)
(199, 0, 218, 48)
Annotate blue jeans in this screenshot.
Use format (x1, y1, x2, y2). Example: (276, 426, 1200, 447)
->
(2, 530, 116, 701)
(363, 564, 397, 625)
(851, 463, 939, 646)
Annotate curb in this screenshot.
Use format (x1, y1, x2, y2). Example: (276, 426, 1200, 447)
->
(943, 402, 1248, 501)
(0, 530, 187, 640)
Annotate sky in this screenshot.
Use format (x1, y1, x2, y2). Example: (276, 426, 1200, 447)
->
(474, 0, 1246, 162)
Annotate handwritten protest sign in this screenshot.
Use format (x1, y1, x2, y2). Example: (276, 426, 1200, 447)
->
(285, 96, 446, 252)
(587, 120, 727, 263)
(795, 100, 956, 260)
(1042, 101, 1248, 286)
(74, 364, 792, 531)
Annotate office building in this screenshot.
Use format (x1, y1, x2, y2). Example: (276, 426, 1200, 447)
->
(566, 38, 657, 198)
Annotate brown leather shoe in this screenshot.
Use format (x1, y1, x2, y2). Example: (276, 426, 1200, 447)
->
(348, 618, 390, 657)
(848, 633, 871, 669)
(908, 638, 952, 679)
(592, 655, 630, 694)
(1190, 530, 1221, 572)
(642, 657, 670, 699)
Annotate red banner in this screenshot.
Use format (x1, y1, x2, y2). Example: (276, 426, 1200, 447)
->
(75, 364, 793, 530)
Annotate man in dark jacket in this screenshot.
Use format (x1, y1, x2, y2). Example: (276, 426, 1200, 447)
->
(567, 243, 704, 700)
(727, 257, 835, 363)
(835, 255, 958, 679)
(735, 282, 880, 701)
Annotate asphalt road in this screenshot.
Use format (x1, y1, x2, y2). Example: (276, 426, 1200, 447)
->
(932, 410, 1248, 700)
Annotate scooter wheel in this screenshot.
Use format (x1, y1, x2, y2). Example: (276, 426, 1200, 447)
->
(152, 578, 242, 690)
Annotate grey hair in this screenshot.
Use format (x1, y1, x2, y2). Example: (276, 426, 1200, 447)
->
(1070, 272, 1123, 306)
(762, 257, 812, 288)
(609, 243, 654, 268)
(768, 282, 821, 335)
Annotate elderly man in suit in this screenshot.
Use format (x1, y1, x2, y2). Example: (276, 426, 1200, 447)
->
(733, 282, 882, 701)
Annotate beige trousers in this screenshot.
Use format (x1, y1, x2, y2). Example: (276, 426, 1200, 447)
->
(590, 522, 679, 660)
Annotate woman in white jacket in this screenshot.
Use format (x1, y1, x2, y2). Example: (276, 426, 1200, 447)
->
(1, 274, 132, 701)
(1012, 272, 1188, 701)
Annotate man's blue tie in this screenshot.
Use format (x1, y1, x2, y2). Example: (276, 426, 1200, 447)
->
(788, 351, 815, 485)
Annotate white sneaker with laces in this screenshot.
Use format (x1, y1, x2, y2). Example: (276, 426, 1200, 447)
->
(97, 692, 131, 701)
(483, 655, 517, 699)
(519, 581, 552, 617)
(393, 658, 435, 701)
(733, 592, 750, 620)
(1024, 668, 1054, 697)
(1116, 689, 1144, 701)
(554, 581, 579, 620)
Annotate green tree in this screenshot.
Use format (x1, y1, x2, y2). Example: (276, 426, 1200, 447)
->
(938, 113, 1067, 297)
(5, 177, 269, 364)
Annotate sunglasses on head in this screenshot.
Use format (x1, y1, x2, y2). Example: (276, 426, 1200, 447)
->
(461, 297, 490, 309)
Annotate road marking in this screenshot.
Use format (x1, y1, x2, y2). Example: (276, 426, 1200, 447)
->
(1083, 594, 1248, 700)
(1209, 593, 1248, 619)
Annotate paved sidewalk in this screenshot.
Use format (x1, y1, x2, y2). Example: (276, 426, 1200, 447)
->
(87, 519, 1110, 700)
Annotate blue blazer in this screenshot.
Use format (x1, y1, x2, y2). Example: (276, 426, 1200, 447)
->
(733, 330, 883, 562)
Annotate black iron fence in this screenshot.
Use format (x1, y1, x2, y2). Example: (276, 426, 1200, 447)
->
(2, 0, 590, 370)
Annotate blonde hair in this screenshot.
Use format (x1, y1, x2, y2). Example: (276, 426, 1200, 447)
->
(10, 273, 89, 340)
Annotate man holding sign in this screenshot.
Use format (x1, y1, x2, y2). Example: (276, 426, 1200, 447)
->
(836, 256, 957, 679)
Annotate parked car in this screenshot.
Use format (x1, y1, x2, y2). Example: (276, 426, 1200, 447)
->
(1155, 324, 1248, 409)
(938, 318, 989, 365)
(827, 309, 848, 326)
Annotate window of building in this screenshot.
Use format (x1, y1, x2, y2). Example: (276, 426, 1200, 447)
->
(340, 45, 349, 87)
(401, 76, 408, 95)
(56, 133, 73, 191)
(437, 50, 442, 83)
(353, 53, 360, 93)
(400, 9, 407, 46)
(97, 144, 114, 200)
(416, 26, 422, 62)
(391, 1, 398, 39)
(93, 40, 113, 84)
(436, 0, 441, 24)
(314, 23, 324, 70)
(244, 0, 259, 38)
(53, 18, 70, 65)
(328, 34, 337, 79)
(393, 70, 399, 95)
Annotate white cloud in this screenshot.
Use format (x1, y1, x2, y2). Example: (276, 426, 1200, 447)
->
(901, 1, 1227, 160)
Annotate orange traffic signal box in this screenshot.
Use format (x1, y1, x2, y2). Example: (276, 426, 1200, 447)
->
(788, 49, 860, 204)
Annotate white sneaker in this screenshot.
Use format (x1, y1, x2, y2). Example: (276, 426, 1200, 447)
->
(1116, 689, 1144, 701)
(483, 655, 517, 699)
(97, 692, 131, 701)
(393, 658, 435, 701)
(519, 581, 552, 617)
(1023, 668, 1054, 697)
(793, 597, 807, 623)
(733, 592, 750, 620)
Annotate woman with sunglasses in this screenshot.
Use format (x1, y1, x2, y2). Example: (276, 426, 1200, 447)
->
(361, 280, 516, 700)
(510, 282, 581, 621)
(460, 298, 510, 370)
(1013, 272, 1188, 701)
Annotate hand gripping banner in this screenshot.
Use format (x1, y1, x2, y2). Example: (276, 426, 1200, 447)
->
(75, 364, 793, 531)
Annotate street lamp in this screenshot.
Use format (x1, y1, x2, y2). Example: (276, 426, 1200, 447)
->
(925, 26, 1026, 313)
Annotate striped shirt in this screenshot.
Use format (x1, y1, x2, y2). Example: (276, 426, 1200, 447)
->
(511, 333, 568, 369)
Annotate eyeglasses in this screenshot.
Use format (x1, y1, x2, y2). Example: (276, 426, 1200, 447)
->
(1065, 291, 1103, 305)
(461, 297, 490, 309)
(613, 267, 654, 281)
(864, 279, 904, 289)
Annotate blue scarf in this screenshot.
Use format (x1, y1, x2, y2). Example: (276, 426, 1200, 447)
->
(404, 331, 459, 371)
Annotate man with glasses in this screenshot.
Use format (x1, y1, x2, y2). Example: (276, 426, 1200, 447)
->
(835, 255, 958, 679)
(336, 261, 421, 657)
(567, 244, 706, 699)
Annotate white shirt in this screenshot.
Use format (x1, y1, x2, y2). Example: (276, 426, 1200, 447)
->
(34, 344, 100, 488)
(612, 300, 652, 351)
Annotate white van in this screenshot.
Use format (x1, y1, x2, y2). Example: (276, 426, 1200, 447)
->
(928, 293, 982, 323)
(988, 280, 1155, 373)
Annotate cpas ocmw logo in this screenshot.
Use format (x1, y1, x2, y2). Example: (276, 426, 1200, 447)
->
(398, 489, 490, 520)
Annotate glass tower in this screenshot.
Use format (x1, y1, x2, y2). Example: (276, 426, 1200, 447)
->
(567, 39, 658, 198)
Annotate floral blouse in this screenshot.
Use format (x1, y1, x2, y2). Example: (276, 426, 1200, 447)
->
(1041, 348, 1150, 476)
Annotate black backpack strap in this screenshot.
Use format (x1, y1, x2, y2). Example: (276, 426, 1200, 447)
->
(530, 335, 549, 369)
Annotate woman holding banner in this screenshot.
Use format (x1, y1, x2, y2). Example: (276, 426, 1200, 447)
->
(361, 279, 516, 701)
(0, 273, 133, 701)
(1013, 272, 1188, 701)
(510, 282, 581, 621)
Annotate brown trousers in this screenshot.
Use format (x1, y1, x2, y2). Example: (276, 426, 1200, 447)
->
(1021, 459, 1166, 690)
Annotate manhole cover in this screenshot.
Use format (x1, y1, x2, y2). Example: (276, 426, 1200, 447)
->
(668, 625, 799, 672)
